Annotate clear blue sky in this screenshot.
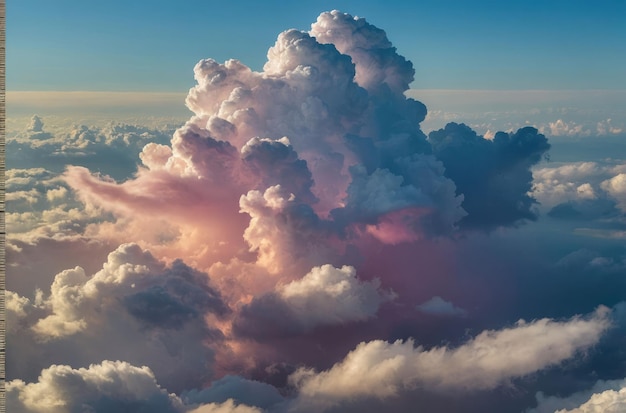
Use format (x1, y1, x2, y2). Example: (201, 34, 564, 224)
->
(8, 0, 626, 92)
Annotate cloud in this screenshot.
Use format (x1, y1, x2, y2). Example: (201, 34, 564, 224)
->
(310, 10, 417, 96)
(6, 360, 183, 413)
(417, 296, 467, 317)
(28, 115, 44, 132)
(545, 119, 586, 137)
(531, 161, 626, 222)
(596, 118, 623, 136)
(529, 378, 626, 413)
(238, 185, 336, 275)
(63, 8, 473, 257)
(241, 137, 317, 203)
(333, 156, 465, 236)
(187, 400, 263, 413)
(234, 264, 393, 338)
(290, 307, 610, 410)
(601, 173, 626, 212)
(429, 123, 550, 230)
(6, 361, 264, 413)
(7, 117, 175, 180)
(182, 375, 283, 410)
(11, 9, 626, 413)
(8, 244, 229, 393)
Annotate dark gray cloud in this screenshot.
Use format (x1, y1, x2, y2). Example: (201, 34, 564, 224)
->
(429, 123, 550, 230)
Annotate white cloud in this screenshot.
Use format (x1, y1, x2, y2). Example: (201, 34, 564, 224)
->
(529, 378, 626, 413)
(187, 400, 262, 413)
(233, 264, 394, 338)
(601, 173, 626, 212)
(544, 119, 586, 137)
(6, 361, 268, 413)
(290, 307, 610, 410)
(279, 264, 394, 327)
(596, 118, 623, 136)
(531, 161, 626, 214)
(6, 360, 183, 413)
(9, 243, 228, 393)
(557, 388, 626, 413)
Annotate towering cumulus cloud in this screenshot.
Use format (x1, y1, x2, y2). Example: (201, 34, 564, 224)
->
(12, 10, 611, 413)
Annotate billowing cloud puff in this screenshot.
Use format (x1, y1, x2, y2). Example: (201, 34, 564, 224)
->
(333, 153, 465, 237)
(8, 117, 175, 180)
(28, 114, 44, 132)
(539, 118, 624, 138)
(9, 244, 229, 392)
(234, 264, 393, 338)
(545, 119, 586, 137)
(530, 378, 626, 413)
(239, 185, 335, 275)
(310, 10, 416, 95)
(429, 123, 550, 229)
(241, 137, 316, 203)
(290, 307, 610, 410)
(601, 173, 626, 212)
(6, 361, 265, 413)
(555, 388, 626, 413)
(64, 8, 478, 258)
(32, 243, 228, 336)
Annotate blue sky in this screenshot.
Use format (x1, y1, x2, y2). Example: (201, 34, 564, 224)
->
(9, 0, 626, 92)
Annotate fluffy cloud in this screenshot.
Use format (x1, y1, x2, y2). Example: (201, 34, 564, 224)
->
(310, 10, 416, 95)
(530, 378, 626, 413)
(429, 123, 550, 230)
(12, 9, 625, 413)
(234, 264, 393, 338)
(557, 389, 626, 413)
(7, 361, 265, 413)
(8, 244, 229, 392)
(7, 361, 183, 413)
(63, 8, 474, 262)
(539, 118, 624, 138)
(531, 161, 626, 222)
(601, 173, 626, 212)
(417, 296, 467, 317)
(290, 307, 610, 409)
(7, 117, 175, 180)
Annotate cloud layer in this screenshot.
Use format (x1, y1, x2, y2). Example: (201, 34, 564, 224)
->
(6, 9, 624, 413)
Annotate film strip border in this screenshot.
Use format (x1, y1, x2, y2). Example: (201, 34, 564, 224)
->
(0, 1, 5, 412)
